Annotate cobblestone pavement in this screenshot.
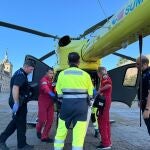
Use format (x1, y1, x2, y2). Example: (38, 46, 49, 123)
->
(0, 92, 150, 150)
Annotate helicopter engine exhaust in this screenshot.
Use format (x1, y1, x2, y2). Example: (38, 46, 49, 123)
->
(58, 35, 71, 47)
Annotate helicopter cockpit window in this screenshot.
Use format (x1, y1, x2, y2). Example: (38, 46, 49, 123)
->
(123, 67, 138, 87)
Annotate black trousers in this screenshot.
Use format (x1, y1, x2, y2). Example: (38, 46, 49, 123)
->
(144, 118, 150, 135)
(0, 104, 27, 148)
(141, 105, 150, 135)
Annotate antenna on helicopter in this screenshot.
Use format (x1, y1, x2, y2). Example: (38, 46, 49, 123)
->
(79, 15, 112, 39)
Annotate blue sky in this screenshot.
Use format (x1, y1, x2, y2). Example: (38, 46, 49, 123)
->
(0, 0, 149, 72)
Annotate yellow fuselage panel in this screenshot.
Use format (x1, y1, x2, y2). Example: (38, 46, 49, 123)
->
(55, 0, 148, 71)
(82, 0, 150, 61)
(55, 40, 100, 71)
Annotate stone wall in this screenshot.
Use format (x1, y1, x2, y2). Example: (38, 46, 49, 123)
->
(0, 72, 11, 92)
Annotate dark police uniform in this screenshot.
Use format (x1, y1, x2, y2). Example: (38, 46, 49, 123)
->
(0, 68, 30, 148)
(138, 67, 150, 134)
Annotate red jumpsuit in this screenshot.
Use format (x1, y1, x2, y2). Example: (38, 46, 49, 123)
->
(98, 75, 112, 147)
(36, 76, 54, 140)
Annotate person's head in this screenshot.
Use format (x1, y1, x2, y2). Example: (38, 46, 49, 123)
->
(46, 67, 54, 79)
(68, 52, 80, 67)
(97, 67, 107, 79)
(136, 55, 149, 71)
(23, 60, 35, 74)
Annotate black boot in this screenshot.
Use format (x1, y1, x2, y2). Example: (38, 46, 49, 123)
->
(18, 144, 34, 150)
(41, 138, 54, 143)
(0, 142, 9, 150)
(36, 132, 41, 139)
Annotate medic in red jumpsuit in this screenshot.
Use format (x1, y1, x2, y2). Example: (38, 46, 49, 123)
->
(97, 67, 112, 150)
(36, 68, 55, 143)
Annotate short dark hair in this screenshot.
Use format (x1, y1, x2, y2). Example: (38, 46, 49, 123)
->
(141, 56, 149, 64)
(136, 55, 149, 65)
(68, 52, 80, 64)
(24, 60, 35, 67)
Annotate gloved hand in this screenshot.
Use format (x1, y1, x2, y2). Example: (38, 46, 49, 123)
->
(12, 102, 19, 114)
(49, 92, 56, 102)
(49, 91, 56, 97)
(93, 88, 97, 97)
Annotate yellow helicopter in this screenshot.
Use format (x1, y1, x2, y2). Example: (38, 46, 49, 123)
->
(0, 0, 150, 107)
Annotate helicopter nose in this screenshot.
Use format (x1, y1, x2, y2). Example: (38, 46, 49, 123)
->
(58, 35, 71, 47)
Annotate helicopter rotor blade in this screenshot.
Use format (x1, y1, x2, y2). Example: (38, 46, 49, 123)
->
(113, 52, 136, 62)
(0, 21, 59, 39)
(39, 50, 56, 61)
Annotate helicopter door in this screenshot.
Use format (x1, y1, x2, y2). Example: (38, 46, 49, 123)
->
(25, 55, 50, 101)
(108, 63, 138, 107)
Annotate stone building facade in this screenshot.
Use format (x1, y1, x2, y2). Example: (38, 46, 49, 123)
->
(0, 52, 13, 92)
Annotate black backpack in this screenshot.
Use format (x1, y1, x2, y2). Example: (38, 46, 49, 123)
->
(93, 94, 105, 109)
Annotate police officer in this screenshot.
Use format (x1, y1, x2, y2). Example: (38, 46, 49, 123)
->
(54, 52, 93, 150)
(36, 67, 55, 142)
(0, 60, 35, 150)
(136, 55, 150, 135)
